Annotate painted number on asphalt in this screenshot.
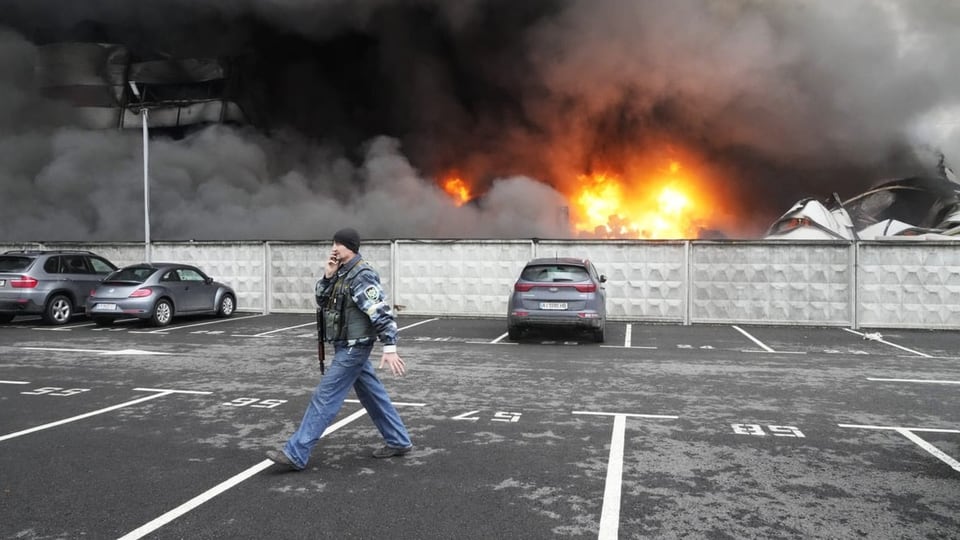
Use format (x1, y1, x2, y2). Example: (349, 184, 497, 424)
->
(21, 387, 91, 396)
(732, 424, 805, 438)
(453, 410, 522, 423)
(224, 398, 288, 408)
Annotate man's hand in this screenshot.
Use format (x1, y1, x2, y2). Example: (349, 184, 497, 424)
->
(324, 251, 340, 278)
(378, 351, 406, 376)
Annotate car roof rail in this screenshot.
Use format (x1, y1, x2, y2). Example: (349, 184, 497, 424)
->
(2, 249, 94, 255)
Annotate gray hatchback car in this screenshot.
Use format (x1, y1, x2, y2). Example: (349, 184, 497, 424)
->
(0, 250, 118, 325)
(86, 263, 236, 327)
(507, 257, 607, 342)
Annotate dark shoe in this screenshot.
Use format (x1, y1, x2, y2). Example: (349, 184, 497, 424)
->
(266, 450, 302, 471)
(373, 444, 413, 459)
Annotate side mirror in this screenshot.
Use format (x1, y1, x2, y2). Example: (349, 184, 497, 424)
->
(204, 277, 213, 285)
(600, 275, 607, 283)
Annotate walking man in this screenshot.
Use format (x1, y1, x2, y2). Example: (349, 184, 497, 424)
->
(267, 227, 412, 471)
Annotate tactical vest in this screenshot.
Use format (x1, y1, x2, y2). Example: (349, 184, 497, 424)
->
(322, 259, 376, 343)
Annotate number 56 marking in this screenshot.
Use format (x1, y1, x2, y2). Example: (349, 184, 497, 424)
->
(732, 424, 805, 438)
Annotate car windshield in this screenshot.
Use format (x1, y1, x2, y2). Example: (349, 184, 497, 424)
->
(520, 265, 590, 283)
(107, 267, 157, 282)
(0, 256, 33, 272)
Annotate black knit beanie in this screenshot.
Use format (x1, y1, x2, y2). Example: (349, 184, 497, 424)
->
(333, 227, 361, 253)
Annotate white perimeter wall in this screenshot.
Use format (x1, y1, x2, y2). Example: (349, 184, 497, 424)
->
(3, 240, 958, 329)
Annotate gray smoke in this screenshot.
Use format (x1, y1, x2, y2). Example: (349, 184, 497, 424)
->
(0, 0, 958, 241)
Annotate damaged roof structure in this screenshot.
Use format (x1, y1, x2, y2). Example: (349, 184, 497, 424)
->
(766, 171, 960, 241)
(35, 42, 246, 130)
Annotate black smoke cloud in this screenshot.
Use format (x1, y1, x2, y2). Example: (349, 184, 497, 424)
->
(0, 0, 958, 241)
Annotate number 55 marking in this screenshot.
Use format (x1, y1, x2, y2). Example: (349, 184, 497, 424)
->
(21, 387, 90, 396)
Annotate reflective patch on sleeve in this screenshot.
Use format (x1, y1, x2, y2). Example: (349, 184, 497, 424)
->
(364, 285, 381, 302)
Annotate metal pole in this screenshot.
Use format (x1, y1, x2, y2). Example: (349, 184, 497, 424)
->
(141, 108, 151, 262)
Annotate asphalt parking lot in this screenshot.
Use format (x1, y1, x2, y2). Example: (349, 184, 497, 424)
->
(1, 313, 958, 539)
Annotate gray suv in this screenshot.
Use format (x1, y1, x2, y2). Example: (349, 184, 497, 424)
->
(0, 250, 118, 325)
(507, 257, 607, 342)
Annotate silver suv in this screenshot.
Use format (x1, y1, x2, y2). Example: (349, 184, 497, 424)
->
(0, 250, 118, 325)
(507, 257, 607, 342)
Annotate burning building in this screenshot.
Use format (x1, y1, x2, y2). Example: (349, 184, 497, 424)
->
(0, 0, 958, 241)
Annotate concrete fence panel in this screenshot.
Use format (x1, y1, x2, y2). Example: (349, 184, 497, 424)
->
(269, 242, 393, 313)
(534, 240, 687, 321)
(150, 242, 266, 312)
(394, 240, 533, 317)
(857, 242, 960, 329)
(690, 242, 851, 325)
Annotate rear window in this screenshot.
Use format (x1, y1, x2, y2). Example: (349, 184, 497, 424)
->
(520, 264, 590, 283)
(89, 257, 117, 274)
(0, 256, 33, 272)
(108, 267, 157, 282)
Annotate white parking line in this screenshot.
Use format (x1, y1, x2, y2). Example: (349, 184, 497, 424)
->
(119, 460, 275, 540)
(0, 380, 30, 385)
(573, 411, 680, 420)
(240, 322, 315, 337)
(133, 387, 215, 395)
(66, 322, 98, 328)
(119, 401, 426, 540)
(839, 424, 960, 472)
(842, 328, 932, 358)
(236, 317, 435, 339)
(731, 325, 776, 353)
(491, 332, 509, 344)
(599, 414, 625, 540)
(896, 429, 960, 472)
(867, 378, 960, 385)
(838, 424, 960, 433)
(345, 398, 427, 407)
(132, 313, 268, 334)
(741, 349, 806, 355)
(119, 408, 369, 540)
(573, 411, 679, 539)
(22, 346, 174, 356)
(0, 389, 209, 442)
(398, 318, 439, 331)
(624, 324, 632, 348)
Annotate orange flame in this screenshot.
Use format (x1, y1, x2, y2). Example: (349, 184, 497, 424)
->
(436, 155, 723, 238)
(442, 176, 472, 207)
(570, 160, 708, 238)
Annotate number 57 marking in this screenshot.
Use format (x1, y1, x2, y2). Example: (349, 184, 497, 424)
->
(732, 424, 805, 438)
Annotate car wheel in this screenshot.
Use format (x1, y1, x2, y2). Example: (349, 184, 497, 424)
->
(150, 299, 173, 327)
(507, 325, 522, 341)
(92, 316, 114, 327)
(0, 313, 14, 324)
(43, 294, 73, 325)
(217, 294, 235, 317)
(593, 326, 605, 343)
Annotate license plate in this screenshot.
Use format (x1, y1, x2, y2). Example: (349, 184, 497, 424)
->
(95, 303, 118, 311)
(540, 302, 568, 310)
(0, 279, 5, 286)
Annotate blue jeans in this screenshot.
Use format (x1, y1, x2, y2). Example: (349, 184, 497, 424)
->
(283, 342, 411, 468)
